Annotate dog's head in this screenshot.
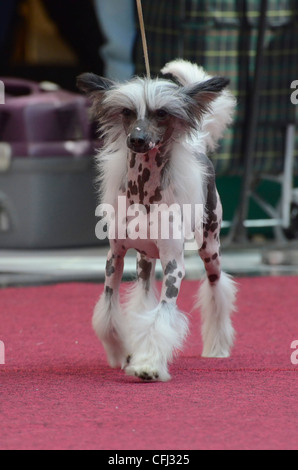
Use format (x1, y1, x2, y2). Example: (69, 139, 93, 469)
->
(77, 72, 229, 154)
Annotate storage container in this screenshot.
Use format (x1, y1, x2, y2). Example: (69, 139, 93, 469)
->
(0, 78, 101, 248)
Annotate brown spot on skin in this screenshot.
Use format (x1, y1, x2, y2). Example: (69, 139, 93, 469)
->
(138, 258, 153, 291)
(204, 258, 211, 263)
(137, 168, 150, 204)
(130, 153, 136, 168)
(106, 258, 115, 277)
(105, 286, 114, 298)
(209, 212, 218, 222)
(165, 260, 178, 275)
(165, 276, 179, 298)
(149, 187, 163, 204)
(200, 241, 207, 251)
(210, 222, 219, 233)
(212, 253, 218, 260)
(155, 153, 164, 167)
(128, 180, 138, 196)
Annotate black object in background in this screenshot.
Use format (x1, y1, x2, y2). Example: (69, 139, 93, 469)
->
(41, 0, 105, 76)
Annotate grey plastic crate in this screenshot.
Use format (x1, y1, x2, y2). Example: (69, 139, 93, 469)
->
(0, 155, 101, 249)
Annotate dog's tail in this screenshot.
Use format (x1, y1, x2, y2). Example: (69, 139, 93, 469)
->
(161, 59, 236, 152)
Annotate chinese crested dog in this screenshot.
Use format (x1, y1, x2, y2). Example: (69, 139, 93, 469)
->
(77, 59, 237, 381)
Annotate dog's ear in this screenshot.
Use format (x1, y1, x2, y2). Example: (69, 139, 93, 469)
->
(184, 77, 230, 109)
(77, 73, 114, 95)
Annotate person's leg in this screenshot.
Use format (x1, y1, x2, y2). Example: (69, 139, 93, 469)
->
(94, 0, 136, 81)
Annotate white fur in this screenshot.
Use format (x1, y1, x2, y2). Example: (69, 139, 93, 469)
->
(124, 278, 159, 314)
(162, 141, 208, 208)
(95, 135, 128, 205)
(161, 59, 236, 153)
(196, 272, 237, 357)
(123, 279, 189, 381)
(125, 297, 189, 381)
(93, 295, 127, 368)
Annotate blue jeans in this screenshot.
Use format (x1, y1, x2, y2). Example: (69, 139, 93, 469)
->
(94, 0, 136, 81)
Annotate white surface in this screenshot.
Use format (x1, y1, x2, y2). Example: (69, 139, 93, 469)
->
(1, 245, 297, 286)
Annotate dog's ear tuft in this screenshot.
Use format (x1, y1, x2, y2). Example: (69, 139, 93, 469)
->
(185, 77, 230, 104)
(183, 77, 230, 119)
(77, 73, 114, 95)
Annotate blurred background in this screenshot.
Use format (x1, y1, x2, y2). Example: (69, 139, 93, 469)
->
(0, 0, 298, 286)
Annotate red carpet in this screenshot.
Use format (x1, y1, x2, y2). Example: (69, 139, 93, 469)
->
(0, 276, 297, 450)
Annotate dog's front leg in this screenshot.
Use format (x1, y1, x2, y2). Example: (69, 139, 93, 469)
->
(125, 242, 188, 382)
(93, 247, 127, 368)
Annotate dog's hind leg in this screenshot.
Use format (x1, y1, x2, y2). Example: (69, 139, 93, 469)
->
(93, 248, 127, 368)
(125, 253, 159, 319)
(196, 218, 237, 358)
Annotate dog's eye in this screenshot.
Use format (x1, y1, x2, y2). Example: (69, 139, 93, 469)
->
(155, 109, 168, 120)
(122, 108, 133, 117)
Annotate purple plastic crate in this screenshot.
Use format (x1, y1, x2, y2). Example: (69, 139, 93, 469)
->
(0, 77, 98, 157)
(0, 78, 103, 248)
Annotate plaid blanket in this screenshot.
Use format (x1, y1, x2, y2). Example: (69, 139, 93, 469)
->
(135, 0, 298, 175)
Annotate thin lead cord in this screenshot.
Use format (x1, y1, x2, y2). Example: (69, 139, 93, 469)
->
(136, 0, 151, 78)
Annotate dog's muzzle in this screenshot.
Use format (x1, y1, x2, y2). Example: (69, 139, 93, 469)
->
(127, 125, 160, 154)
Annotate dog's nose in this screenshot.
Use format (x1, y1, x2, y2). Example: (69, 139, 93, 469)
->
(129, 136, 146, 147)
(127, 130, 148, 152)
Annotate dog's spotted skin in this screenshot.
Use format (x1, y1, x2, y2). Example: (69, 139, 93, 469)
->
(98, 145, 222, 380)
(127, 150, 168, 212)
(103, 146, 186, 308)
(196, 152, 222, 285)
(103, 250, 124, 302)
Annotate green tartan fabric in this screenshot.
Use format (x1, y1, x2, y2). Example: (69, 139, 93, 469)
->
(135, 0, 298, 175)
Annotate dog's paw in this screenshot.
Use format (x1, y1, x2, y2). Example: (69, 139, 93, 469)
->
(125, 362, 171, 382)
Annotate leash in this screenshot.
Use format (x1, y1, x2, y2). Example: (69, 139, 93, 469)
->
(136, 0, 151, 78)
